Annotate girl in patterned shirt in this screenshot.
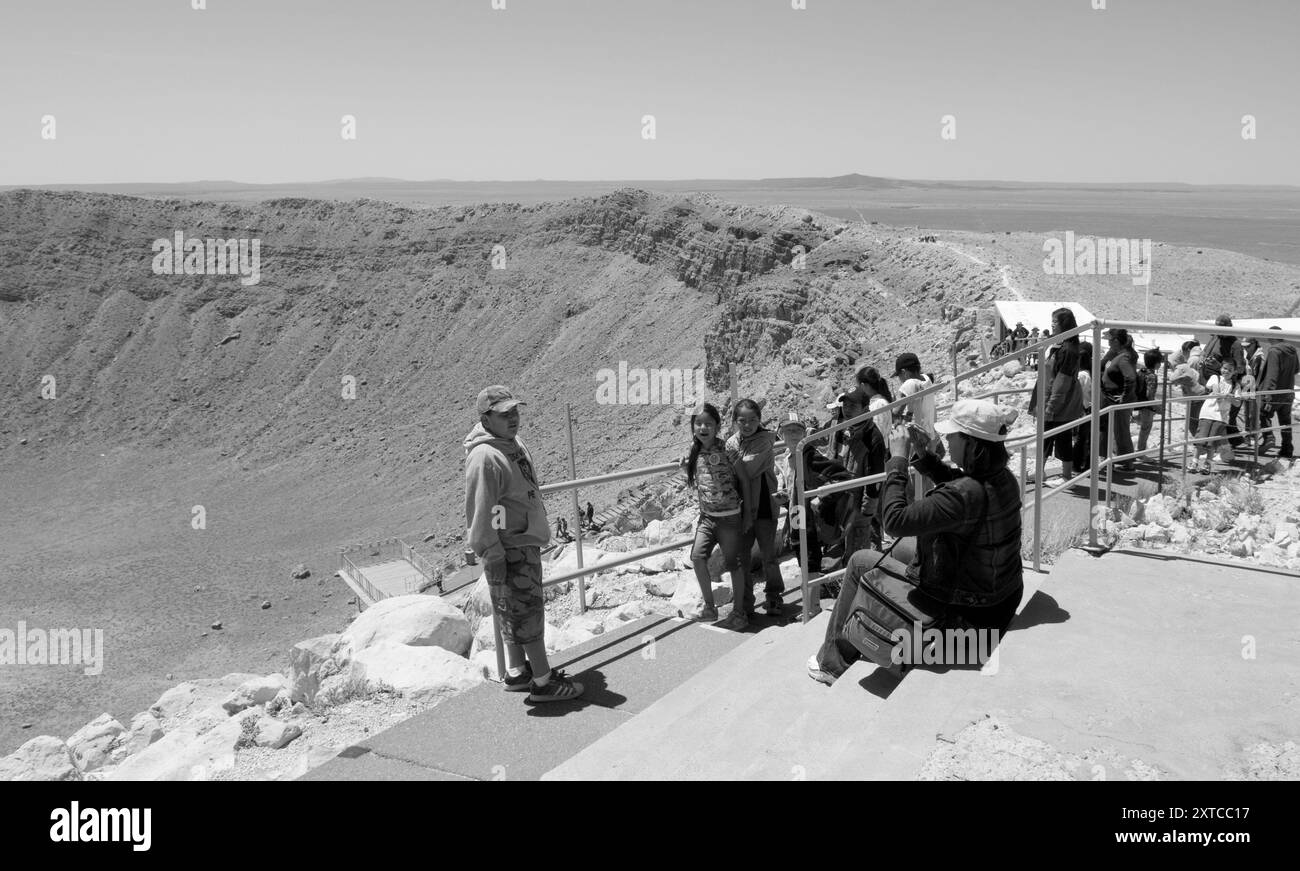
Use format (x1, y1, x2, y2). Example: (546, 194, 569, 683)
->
(682, 402, 747, 623)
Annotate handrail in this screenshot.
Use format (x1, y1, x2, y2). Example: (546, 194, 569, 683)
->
(541, 536, 694, 588)
(794, 316, 1298, 622)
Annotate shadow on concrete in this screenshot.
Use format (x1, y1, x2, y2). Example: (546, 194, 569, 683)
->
(855, 666, 905, 698)
(1010, 591, 1070, 631)
(524, 669, 626, 717)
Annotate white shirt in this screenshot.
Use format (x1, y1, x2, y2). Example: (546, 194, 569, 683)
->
(1078, 371, 1092, 410)
(1199, 375, 1234, 423)
(898, 376, 936, 435)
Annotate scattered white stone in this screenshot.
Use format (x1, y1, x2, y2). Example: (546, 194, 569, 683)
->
(289, 634, 342, 704)
(66, 714, 125, 772)
(254, 718, 303, 750)
(110, 712, 164, 764)
(221, 674, 288, 715)
(669, 576, 734, 615)
(0, 736, 81, 781)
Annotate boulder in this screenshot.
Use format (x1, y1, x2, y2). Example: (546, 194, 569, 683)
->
(107, 711, 260, 781)
(335, 594, 472, 659)
(643, 519, 665, 543)
(670, 576, 735, 615)
(468, 619, 497, 657)
(644, 573, 681, 598)
(1144, 495, 1175, 529)
(110, 712, 164, 764)
(1142, 526, 1171, 544)
(638, 553, 678, 575)
(289, 634, 342, 704)
(470, 649, 500, 680)
(349, 642, 484, 704)
(0, 736, 81, 781)
(149, 673, 261, 730)
(221, 674, 288, 714)
(461, 577, 495, 635)
(254, 718, 303, 750)
(291, 563, 311, 579)
(1001, 360, 1022, 378)
(66, 714, 125, 772)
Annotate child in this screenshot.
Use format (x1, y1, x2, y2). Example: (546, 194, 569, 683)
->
(1193, 364, 1241, 473)
(682, 403, 747, 622)
(1136, 349, 1163, 454)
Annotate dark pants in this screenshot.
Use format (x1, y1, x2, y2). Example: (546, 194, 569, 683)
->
(740, 515, 784, 612)
(786, 502, 823, 572)
(1262, 402, 1294, 454)
(1072, 420, 1091, 472)
(1043, 419, 1074, 464)
(815, 549, 1023, 679)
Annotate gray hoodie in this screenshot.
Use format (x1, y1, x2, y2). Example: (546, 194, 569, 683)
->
(463, 423, 550, 564)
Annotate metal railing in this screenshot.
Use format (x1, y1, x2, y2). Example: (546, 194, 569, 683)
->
(792, 319, 1300, 622)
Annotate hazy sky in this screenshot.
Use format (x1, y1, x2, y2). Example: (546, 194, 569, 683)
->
(2, 0, 1297, 185)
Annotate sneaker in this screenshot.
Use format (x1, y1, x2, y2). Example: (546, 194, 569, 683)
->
(681, 603, 718, 622)
(717, 612, 750, 632)
(821, 579, 842, 600)
(806, 654, 836, 686)
(528, 669, 585, 703)
(501, 663, 533, 692)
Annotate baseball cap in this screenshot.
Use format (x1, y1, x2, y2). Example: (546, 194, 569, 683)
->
(894, 353, 920, 377)
(476, 385, 524, 415)
(934, 399, 1019, 443)
(838, 387, 871, 408)
(777, 411, 807, 433)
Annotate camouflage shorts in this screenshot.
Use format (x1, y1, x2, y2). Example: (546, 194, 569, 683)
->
(486, 546, 544, 646)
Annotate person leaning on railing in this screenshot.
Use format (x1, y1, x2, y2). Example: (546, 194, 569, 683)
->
(807, 399, 1025, 685)
(1259, 326, 1298, 458)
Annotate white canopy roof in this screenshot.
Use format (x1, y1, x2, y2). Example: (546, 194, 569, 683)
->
(992, 301, 1095, 335)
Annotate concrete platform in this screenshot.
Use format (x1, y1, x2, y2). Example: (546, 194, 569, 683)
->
(304, 613, 748, 781)
(807, 548, 1300, 780)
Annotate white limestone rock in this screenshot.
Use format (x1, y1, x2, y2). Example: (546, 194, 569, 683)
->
(335, 594, 472, 659)
(349, 642, 484, 704)
(0, 736, 81, 782)
(289, 634, 342, 704)
(66, 713, 125, 772)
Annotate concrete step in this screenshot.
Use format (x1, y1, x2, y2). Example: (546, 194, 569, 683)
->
(547, 554, 1057, 781)
(544, 612, 834, 780)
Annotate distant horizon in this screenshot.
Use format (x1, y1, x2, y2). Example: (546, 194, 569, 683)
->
(6, 173, 1300, 192)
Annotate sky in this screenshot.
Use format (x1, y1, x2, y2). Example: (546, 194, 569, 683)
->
(1, 0, 1297, 185)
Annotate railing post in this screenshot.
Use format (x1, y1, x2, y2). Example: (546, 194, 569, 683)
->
(1158, 361, 1169, 490)
(795, 440, 815, 623)
(565, 403, 587, 614)
(1033, 337, 1048, 572)
(492, 611, 506, 683)
(1087, 322, 1102, 551)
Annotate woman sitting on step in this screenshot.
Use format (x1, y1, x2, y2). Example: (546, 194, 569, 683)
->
(807, 399, 1025, 685)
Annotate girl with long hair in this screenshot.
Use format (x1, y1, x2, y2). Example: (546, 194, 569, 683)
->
(682, 403, 747, 622)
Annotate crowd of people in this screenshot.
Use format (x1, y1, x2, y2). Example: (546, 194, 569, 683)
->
(461, 313, 1296, 702)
